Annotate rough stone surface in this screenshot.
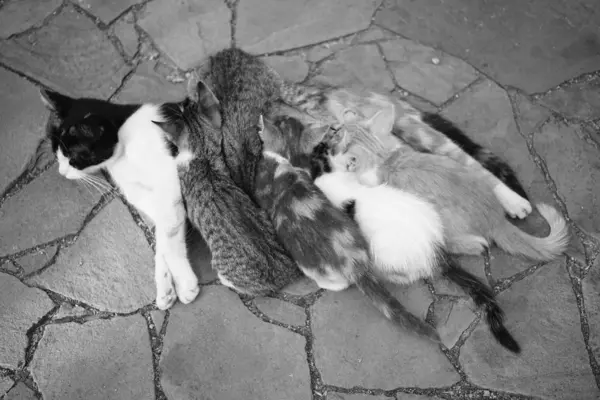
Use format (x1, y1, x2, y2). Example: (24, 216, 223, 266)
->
(282, 276, 320, 296)
(460, 262, 599, 399)
(0, 68, 51, 193)
(0, 168, 104, 256)
(17, 245, 59, 276)
(75, 0, 141, 24)
(160, 286, 311, 400)
(533, 121, 600, 238)
(0, 273, 54, 369)
(540, 76, 600, 121)
(138, 0, 231, 70)
(376, 0, 600, 93)
(380, 39, 478, 105)
(0, 377, 14, 396)
(433, 297, 476, 349)
(112, 14, 139, 58)
(328, 394, 393, 400)
(29, 200, 155, 313)
(312, 287, 459, 389)
(31, 316, 154, 400)
(396, 395, 442, 400)
(236, 0, 380, 55)
(313, 44, 395, 92)
(0, 6, 130, 98)
(54, 303, 89, 319)
(254, 297, 306, 326)
(0, 0, 61, 39)
(3, 382, 37, 400)
(263, 55, 309, 83)
(113, 60, 186, 104)
(582, 262, 600, 361)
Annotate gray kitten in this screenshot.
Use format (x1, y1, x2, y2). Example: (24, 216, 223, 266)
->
(254, 115, 440, 343)
(153, 48, 303, 295)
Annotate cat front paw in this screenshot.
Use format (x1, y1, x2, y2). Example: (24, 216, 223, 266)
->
(494, 183, 533, 219)
(156, 287, 177, 310)
(176, 280, 201, 304)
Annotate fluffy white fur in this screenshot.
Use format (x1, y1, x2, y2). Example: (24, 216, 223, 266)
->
(56, 104, 199, 310)
(314, 170, 445, 285)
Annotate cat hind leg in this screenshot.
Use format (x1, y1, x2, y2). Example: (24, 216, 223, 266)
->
(447, 235, 489, 256)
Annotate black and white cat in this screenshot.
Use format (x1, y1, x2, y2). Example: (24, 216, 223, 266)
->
(41, 90, 200, 310)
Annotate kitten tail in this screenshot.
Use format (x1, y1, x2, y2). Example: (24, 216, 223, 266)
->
(494, 203, 570, 261)
(441, 254, 521, 354)
(354, 268, 441, 344)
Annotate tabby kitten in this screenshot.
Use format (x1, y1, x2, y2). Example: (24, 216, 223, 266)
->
(327, 110, 570, 261)
(310, 135, 521, 353)
(40, 90, 199, 310)
(154, 80, 303, 295)
(273, 81, 532, 219)
(254, 115, 440, 342)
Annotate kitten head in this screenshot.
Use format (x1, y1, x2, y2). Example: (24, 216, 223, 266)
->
(41, 89, 137, 179)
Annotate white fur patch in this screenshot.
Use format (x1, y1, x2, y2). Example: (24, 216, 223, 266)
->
(493, 183, 532, 219)
(263, 150, 289, 164)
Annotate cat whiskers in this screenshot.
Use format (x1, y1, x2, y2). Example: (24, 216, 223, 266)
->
(79, 173, 112, 195)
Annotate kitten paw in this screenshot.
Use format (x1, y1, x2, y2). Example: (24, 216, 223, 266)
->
(176, 282, 201, 304)
(156, 287, 177, 310)
(494, 184, 532, 219)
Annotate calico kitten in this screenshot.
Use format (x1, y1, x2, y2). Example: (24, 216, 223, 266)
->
(311, 139, 522, 353)
(154, 80, 303, 295)
(273, 81, 532, 219)
(254, 115, 440, 342)
(327, 111, 570, 261)
(41, 90, 199, 310)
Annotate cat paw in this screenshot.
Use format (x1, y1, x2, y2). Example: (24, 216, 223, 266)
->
(156, 287, 177, 310)
(176, 282, 201, 304)
(494, 184, 532, 219)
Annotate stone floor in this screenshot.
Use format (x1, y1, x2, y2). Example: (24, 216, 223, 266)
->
(0, 0, 599, 399)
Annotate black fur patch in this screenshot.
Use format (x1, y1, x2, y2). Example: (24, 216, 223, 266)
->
(422, 112, 529, 201)
(342, 200, 356, 220)
(310, 142, 332, 179)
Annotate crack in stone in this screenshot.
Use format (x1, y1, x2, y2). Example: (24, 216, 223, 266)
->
(4, 1, 67, 41)
(226, 0, 238, 48)
(107, 60, 141, 101)
(437, 76, 485, 111)
(303, 307, 326, 400)
(529, 69, 600, 100)
(565, 259, 600, 390)
(21, 245, 63, 281)
(257, 29, 370, 58)
(68, 0, 107, 30)
(493, 261, 548, 293)
(141, 310, 168, 400)
(242, 298, 306, 336)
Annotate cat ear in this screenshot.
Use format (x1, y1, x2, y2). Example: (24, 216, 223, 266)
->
(362, 107, 395, 136)
(40, 89, 73, 116)
(152, 120, 183, 143)
(196, 80, 221, 128)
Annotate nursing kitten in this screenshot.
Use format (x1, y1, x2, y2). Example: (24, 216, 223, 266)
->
(154, 80, 303, 295)
(273, 81, 532, 219)
(311, 138, 521, 353)
(254, 115, 440, 342)
(41, 90, 199, 310)
(328, 110, 570, 261)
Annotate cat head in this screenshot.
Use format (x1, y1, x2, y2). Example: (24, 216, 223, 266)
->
(152, 81, 222, 152)
(41, 89, 139, 179)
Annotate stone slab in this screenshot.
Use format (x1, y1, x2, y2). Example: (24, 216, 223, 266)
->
(54, 304, 89, 319)
(539, 76, 600, 121)
(113, 60, 186, 104)
(313, 44, 395, 93)
(0, 273, 54, 369)
(111, 14, 139, 59)
(311, 287, 459, 389)
(160, 286, 311, 400)
(376, 0, 600, 93)
(0, 0, 61, 39)
(254, 297, 306, 326)
(75, 0, 141, 24)
(0, 68, 51, 193)
(396, 395, 442, 400)
(263, 55, 309, 83)
(433, 297, 476, 349)
(0, 6, 130, 98)
(582, 258, 600, 362)
(3, 382, 37, 400)
(0, 376, 14, 396)
(282, 276, 320, 296)
(29, 200, 155, 313)
(31, 316, 154, 400)
(328, 394, 393, 400)
(460, 261, 599, 399)
(533, 121, 600, 238)
(380, 39, 478, 105)
(0, 168, 104, 256)
(138, 0, 231, 70)
(17, 245, 59, 276)
(236, 0, 380, 55)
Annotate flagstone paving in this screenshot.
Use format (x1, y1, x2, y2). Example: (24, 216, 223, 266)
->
(0, 0, 599, 399)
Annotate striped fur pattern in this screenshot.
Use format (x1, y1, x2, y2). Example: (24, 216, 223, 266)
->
(255, 116, 440, 342)
(274, 81, 532, 219)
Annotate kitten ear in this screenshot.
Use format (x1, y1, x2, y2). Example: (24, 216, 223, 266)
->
(196, 80, 222, 128)
(152, 120, 183, 143)
(362, 107, 395, 136)
(40, 89, 73, 116)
